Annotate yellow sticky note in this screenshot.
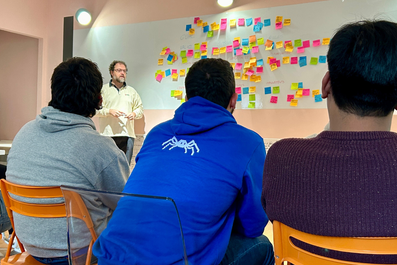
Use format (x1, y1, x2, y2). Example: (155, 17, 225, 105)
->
(194, 43, 200, 50)
(276, 16, 283, 23)
(211, 22, 217, 29)
(180, 69, 185, 76)
(312, 89, 320, 97)
(242, 46, 250, 54)
(297, 89, 303, 96)
(234, 37, 241, 44)
(213, 24, 220, 30)
(230, 19, 236, 27)
(160, 50, 166, 55)
(220, 47, 226, 54)
(230, 63, 236, 69)
(244, 62, 250, 69)
(267, 57, 275, 64)
(249, 42, 256, 49)
(182, 57, 188, 64)
(276, 41, 283, 49)
(265, 45, 272, 51)
(168, 60, 173, 65)
(213, 48, 220, 55)
(158, 59, 163, 66)
(242, 74, 248, 81)
(270, 63, 278, 71)
(257, 38, 265, 45)
(249, 75, 256, 82)
(322, 38, 330, 45)
(172, 73, 178, 80)
(285, 42, 294, 52)
(291, 83, 299, 90)
(194, 52, 200, 59)
(249, 86, 256, 93)
(235, 72, 241, 79)
(197, 20, 203, 26)
(255, 76, 261, 83)
(290, 99, 298, 107)
(203, 22, 208, 27)
(201, 50, 207, 56)
(284, 18, 291, 26)
(283, 57, 290, 64)
(161, 71, 165, 77)
(250, 57, 257, 64)
(189, 28, 195, 35)
(202, 41, 208, 46)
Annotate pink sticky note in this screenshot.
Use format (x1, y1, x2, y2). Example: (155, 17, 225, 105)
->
(194, 17, 200, 24)
(172, 69, 177, 74)
(287, 95, 294, 102)
(297, 47, 305, 53)
(165, 48, 171, 54)
(276, 60, 281, 67)
(270, 96, 278, 103)
(226, 45, 233, 53)
(302, 40, 310, 48)
(275, 22, 283, 29)
(256, 67, 263, 73)
(291, 57, 298, 64)
(269, 58, 277, 65)
(200, 45, 207, 51)
(221, 18, 227, 24)
(302, 89, 310, 96)
(313, 39, 321, 47)
(235, 63, 243, 70)
(212, 47, 218, 54)
(187, 50, 194, 56)
(254, 17, 261, 25)
(235, 87, 242, 93)
(238, 18, 245, 26)
(220, 24, 227, 30)
(236, 49, 243, 56)
(233, 40, 240, 47)
(246, 69, 254, 76)
(251, 46, 259, 53)
(156, 74, 163, 82)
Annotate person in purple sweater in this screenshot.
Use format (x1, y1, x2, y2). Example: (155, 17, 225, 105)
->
(262, 20, 397, 263)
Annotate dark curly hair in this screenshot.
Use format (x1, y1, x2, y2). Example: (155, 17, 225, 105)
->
(185, 58, 235, 108)
(48, 57, 103, 117)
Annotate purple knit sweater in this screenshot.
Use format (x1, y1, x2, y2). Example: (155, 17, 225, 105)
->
(262, 131, 397, 237)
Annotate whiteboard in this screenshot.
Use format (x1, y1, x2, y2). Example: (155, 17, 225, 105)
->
(74, 0, 397, 110)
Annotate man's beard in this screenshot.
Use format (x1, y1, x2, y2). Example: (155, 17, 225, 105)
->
(116, 77, 125, 83)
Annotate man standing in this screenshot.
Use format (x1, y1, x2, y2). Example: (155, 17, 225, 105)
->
(96, 60, 143, 165)
(262, 20, 397, 263)
(6, 57, 129, 265)
(93, 58, 274, 265)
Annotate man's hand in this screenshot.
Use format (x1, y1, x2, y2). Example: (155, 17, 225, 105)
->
(109, 109, 126, 118)
(126, 112, 136, 120)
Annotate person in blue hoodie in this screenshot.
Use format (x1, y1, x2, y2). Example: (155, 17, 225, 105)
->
(93, 58, 274, 265)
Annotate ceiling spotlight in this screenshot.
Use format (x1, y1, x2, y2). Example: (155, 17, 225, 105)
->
(217, 0, 233, 7)
(75, 8, 92, 26)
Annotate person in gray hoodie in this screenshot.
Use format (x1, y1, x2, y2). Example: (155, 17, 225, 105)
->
(6, 57, 129, 265)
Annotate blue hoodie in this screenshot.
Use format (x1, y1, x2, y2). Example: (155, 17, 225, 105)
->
(94, 97, 268, 265)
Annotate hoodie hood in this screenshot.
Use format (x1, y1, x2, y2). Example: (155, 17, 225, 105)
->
(37, 106, 95, 133)
(171, 96, 236, 135)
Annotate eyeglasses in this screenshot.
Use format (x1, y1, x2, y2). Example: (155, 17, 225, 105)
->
(114, 69, 127, 73)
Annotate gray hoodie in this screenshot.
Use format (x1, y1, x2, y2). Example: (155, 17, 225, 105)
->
(6, 106, 129, 258)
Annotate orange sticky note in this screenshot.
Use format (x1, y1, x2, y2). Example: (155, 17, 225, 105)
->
(242, 74, 248, 80)
(235, 72, 241, 79)
(283, 57, 290, 64)
(322, 38, 330, 45)
(290, 99, 298, 107)
(312, 89, 320, 97)
(265, 39, 273, 47)
(249, 35, 256, 43)
(197, 20, 203, 26)
(158, 59, 163, 65)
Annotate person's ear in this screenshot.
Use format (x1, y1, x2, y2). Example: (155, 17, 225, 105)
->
(185, 95, 188, 102)
(228, 93, 237, 112)
(321, 71, 332, 99)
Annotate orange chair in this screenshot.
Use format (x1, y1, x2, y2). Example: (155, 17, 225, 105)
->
(273, 220, 397, 265)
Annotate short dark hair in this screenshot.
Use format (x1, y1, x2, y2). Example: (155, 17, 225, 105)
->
(328, 20, 397, 117)
(185, 58, 235, 108)
(109, 60, 128, 77)
(49, 57, 103, 117)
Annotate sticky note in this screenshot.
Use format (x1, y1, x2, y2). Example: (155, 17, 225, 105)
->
(294, 39, 302, 47)
(244, 62, 250, 69)
(166, 54, 173, 62)
(298, 82, 303, 88)
(158, 59, 163, 66)
(285, 42, 293, 53)
(242, 46, 250, 54)
(235, 72, 241, 79)
(270, 63, 277, 71)
(171, 90, 174, 97)
(296, 89, 303, 96)
(312, 89, 320, 97)
(242, 74, 248, 80)
(313, 39, 321, 47)
(264, 19, 271, 27)
(180, 50, 187, 57)
(273, 86, 280, 94)
(251, 46, 259, 53)
(249, 94, 256, 101)
(265, 39, 273, 47)
(171, 69, 177, 74)
(276, 41, 283, 49)
(182, 57, 188, 64)
(290, 99, 298, 107)
(156, 74, 162, 82)
(194, 17, 200, 24)
(270, 96, 278, 104)
(213, 24, 220, 30)
(256, 67, 263, 73)
(235, 63, 243, 70)
(187, 50, 194, 57)
(203, 22, 208, 27)
(220, 47, 226, 54)
(315, 94, 323, 102)
(238, 18, 245, 26)
(201, 55, 207, 59)
(207, 31, 213, 37)
(211, 22, 217, 29)
(236, 49, 243, 56)
(249, 75, 256, 82)
(197, 20, 203, 26)
(249, 35, 256, 43)
(212, 47, 219, 55)
(248, 102, 255, 109)
(299, 56, 307, 67)
(237, 94, 242, 101)
(180, 69, 185, 76)
(220, 23, 227, 30)
(302, 40, 310, 48)
(226, 45, 233, 53)
(230, 19, 236, 27)
(297, 47, 305, 53)
(253, 24, 261, 33)
(250, 57, 257, 64)
(255, 76, 261, 82)
(287, 95, 294, 102)
(172, 73, 178, 80)
(275, 16, 283, 23)
(246, 69, 254, 76)
(291, 83, 298, 90)
(243, 87, 249, 94)
(194, 52, 200, 59)
(249, 86, 256, 93)
(200, 44, 207, 51)
(257, 59, 264, 66)
(235, 87, 242, 93)
(186, 25, 191, 31)
(284, 19, 291, 26)
(257, 38, 264, 45)
(283, 57, 290, 64)
(233, 40, 240, 47)
(291, 57, 298, 64)
(189, 28, 195, 35)
(246, 18, 253, 26)
(201, 50, 207, 56)
(264, 87, 271, 94)
(275, 22, 283, 30)
(310, 57, 318, 65)
(161, 71, 165, 77)
(194, 43, 200, 50)
(319, 56, 327, 63)
(269, 58, 276, 65)
(242, 38, 249, 46)
(221, 18, 227, 25)
(302, 89, 310, 96)
(203, 25, 210, 33)
(165, 69, 171, 76)
(322, 38, 330, 45)
(254, 17, 261, 25)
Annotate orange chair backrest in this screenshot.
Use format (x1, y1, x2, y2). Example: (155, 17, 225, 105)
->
(273, 220, 397, 265)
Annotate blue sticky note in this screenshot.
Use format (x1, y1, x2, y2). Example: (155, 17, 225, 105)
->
(257, 59, 264, 66)
(319, 55, 327, 63)
(315, 94, 323, 102)
(165, 69, 171, 76)
(243, 87, 249, 94)
(253, 24, 261, 33)
(167, 54, 173, 62)
(264, 87, 271, 94)
(298, 82, 303, 88)
(264, 19, 271, 27)
(186, 24, 191, 31)
(257, 22, 263, 30)
(299, 56, 307, 67)
(246, 18, 253, 26)
(237, 94, 242, 101)
(242, 38, 249, 46)
(201, 55, 207, 59)
(203, 25, 209, 33)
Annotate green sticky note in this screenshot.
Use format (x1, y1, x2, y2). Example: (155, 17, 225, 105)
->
(171, 90, 175, 97)
(182, 57, 188, 64)
(291, 83, 298, 90)
(310, 57, 318, 65)
(242, 46, 249, 54)
(186, 68, 190, 74)
(194, 43, 200, 50)
(181, 98, 186, 104)
(155, 70, 161, 77)
(249, 42, 256, 49)
(180, 50, 186, 57)
(249, 94, 256, 101)
(294, 39, 302, 47)
(194, 52, 200, 59)
(248, 102, 256, 109)
(257, 38, 264, 45)
(207, 30, 213, 37)
(273, 86, 280, 94)
(167, 60, 173, 65)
